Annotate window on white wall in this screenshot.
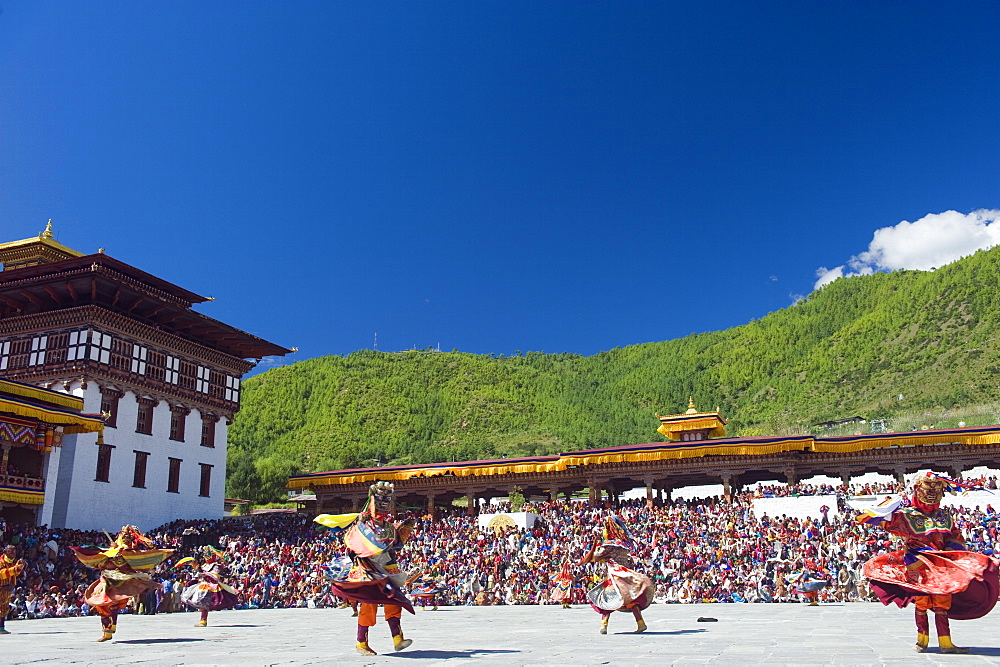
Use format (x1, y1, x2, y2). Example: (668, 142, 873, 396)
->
(67, 330, 88, 361)
(67, 330, 113, 364)
(131, 344, 148, 374)
(165, 355, 180, 384)
(28, 336, 47, 366)
(90, 331, 112, 363)
(0, 341, 9, 370)
(225, 375, 240, 403)
(196, 366, 210, 394)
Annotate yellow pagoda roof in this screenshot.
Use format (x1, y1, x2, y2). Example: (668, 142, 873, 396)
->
(0, 221, 84, 270)
(656, 398, 727, 440)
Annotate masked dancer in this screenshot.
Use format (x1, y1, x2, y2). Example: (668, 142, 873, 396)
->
(71, 525, 173, 642)
(177, 545, 238, 627)
(315, 481, 415, 656)
(0, 545, 26, 635)
(580, 514, 653, 634)
(857, 472, 999, 653)
(550, 556, 575, 608)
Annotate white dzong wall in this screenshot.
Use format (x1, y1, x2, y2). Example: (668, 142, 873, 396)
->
(39, 382, 228, 532)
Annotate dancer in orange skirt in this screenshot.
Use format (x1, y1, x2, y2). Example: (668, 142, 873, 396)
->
(580, 515, 653, 635)
(71, 525, 173, 642)
(857, 473, 999, 653)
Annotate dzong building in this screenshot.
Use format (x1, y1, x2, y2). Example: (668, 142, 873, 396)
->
(0, 223, 291, 531)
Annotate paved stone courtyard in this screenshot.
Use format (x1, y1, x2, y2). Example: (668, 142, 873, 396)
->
(1, 602, 999, 665)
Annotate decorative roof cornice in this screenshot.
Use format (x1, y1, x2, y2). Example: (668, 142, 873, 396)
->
(0, 305, 254, 372)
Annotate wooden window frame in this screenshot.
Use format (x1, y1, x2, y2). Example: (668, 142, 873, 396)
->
(28, 335, 47, 366)
(131, 344, 148, 375)
(100, 388, 121, 429)
(95, 442, 114, 483)
(225, 375, 240, 403)
(132, 450, 149, 489)
(167, 457, 181, 493)
(165, 355, 180, 384)
(136, 397, 155, 436)
(199, 463, 212, 497)
(169, 405, 189, 442)
(89, 331, 112, 364)
(200, 414, 218, 448)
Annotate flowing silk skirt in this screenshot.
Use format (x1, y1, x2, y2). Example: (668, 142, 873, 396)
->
(864, 549, 999, 620)
(587, 562, 653, 614)
(182, 580, 239, 611)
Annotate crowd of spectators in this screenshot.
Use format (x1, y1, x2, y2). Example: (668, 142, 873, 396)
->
(0, 479, 997, 623)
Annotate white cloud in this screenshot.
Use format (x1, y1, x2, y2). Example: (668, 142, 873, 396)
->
(814, 209, 1000, 290)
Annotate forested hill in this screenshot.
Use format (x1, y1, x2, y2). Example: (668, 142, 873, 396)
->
(228, 246, 1000, 502)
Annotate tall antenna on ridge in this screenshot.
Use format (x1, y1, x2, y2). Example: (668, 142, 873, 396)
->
(373, 330, 378, 350)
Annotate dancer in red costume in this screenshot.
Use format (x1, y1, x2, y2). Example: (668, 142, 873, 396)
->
(580, 515, 653, 635)
(550, 557, 575, 609)
(857, 472, 999, 653)
(315, 481, 415, 656)
(71, 526, 173, 642)
(177, 545, 238, 627)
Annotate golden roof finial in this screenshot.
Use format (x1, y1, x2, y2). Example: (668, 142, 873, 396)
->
(41, 220, 54, 239)
(686, 397, 697, 414)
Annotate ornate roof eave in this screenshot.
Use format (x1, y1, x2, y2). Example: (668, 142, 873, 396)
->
(0, 303, 288, 363)
(0, 306, 257, 372)
(0, 254, 207, 305)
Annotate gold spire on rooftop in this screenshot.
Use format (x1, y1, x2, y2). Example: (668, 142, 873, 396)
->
(657, 398, 728, 441)
(0, 221, 85, 270)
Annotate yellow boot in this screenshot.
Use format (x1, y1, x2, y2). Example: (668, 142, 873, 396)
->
(393, 634, 413, 651)
(599, 619, 608, 635)
(96, 631, 113, 643)
(355, 642, 377, 656)
(914, 633, 929, 653)
(635, 619, 647, 634)
(195, 619, 207, 627)
(939, 636, 970, 654)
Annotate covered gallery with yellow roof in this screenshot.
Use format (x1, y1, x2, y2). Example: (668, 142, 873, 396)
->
(290, 399, 1000, 515)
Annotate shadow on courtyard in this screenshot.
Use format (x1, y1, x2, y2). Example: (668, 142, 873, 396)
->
(612, 629, 707, 636)
(392, 649, 520, 659)
(115, 637, 207, 645)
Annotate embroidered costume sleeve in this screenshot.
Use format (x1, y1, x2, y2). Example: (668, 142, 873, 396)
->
(0, 555, 24, 585)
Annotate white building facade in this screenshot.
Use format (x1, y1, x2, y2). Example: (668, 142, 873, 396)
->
(0, 225, 289, 532)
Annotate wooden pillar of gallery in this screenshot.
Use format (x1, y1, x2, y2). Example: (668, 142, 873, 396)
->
(784, 468, 798, 486)
(466, 490, 477, 515)
(721, 475, 733, 503)
(0, 444, 10, 476)
(840, 471, 851, 490)
(949, 467, 964, 480)
(426, 493, 437, 517)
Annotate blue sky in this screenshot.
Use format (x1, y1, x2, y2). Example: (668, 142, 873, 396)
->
(1, 2, 998, 372)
